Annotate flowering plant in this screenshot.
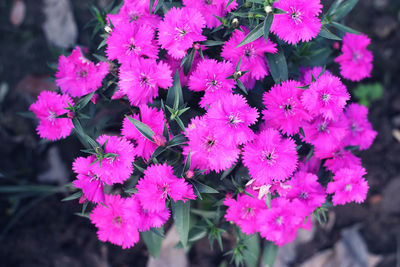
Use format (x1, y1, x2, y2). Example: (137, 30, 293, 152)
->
(29, 0, 376, 264)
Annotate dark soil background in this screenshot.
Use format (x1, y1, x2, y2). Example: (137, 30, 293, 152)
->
(0, 0, 399, 266)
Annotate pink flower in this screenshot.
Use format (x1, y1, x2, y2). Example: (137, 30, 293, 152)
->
(183, 0, 237, 28)
(257, 198, 306, 246)
(118, 58, 172, 106)
(271, 0, 322, 45)
(299, 66, 331, 85)
(158, 7, 206, 59)
(164, 53, 201, 87)
(326, 166, 369, 206)
(56, 47, 108, 97)
(121, 105, 166, 160)
(301, 73, 350, 120)
(298, 157, 321, 174)
(224, 190, 267, 234)
(221, 27, 277, 86)
(301, 115, 348, 159)
(324, 149, 361, 174)
(243, 128, 298, 185)
(138, 205, 170, 232)
(107, 0, 160, 29)
(335, 32, 373, 82)
(262, 80, 311, 135)
(90, 194, 141, 249)
(343, 103, 377, 150)
(188, 59, 236, 108)
(72, 156, 105, 203)
(136, 163, 196, 212)
(29, 91, 74, 141)
(106, 22, 158, 64)
(94, 135, 135, 185)
(286, 172, 326, 213)
(183, 116, 240, 173)
(206, 94, 259, 145)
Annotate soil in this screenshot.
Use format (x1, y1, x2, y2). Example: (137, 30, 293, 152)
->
(0, 0, 399, 266)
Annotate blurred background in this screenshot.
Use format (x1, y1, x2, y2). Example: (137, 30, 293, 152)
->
(0, 0, 399, 266)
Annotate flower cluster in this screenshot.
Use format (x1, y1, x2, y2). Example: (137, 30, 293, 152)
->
(28, 0, 376, 253)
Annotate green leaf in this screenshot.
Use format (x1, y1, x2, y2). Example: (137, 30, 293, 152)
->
(236, 79, 248, 95)
(166, 70, 184, 110)
(149, 0, 155, 14)
(263, 12, 274, 42)
(236, 23, 264, 48)
(183, 150, 191, 175)
(318, 26, 342, 41)
(332, 0, 359, 21)
(142, 227, 164, 258)
(125, 116, 155, 142)
(202, 40, 225, 46)
(188, 228, 207, 242)
(225, 0, 234, 9)
(330, 21, 360, 34)
(167, 134, 187, 148)
(183, 48, 195, 76)
(61, 191, 82, 202)
(171, 200, 191, 249)
(266, 45, 288, 83)
(76, 91, 95, 110)
(262, 241, 278, 267)
(0, 185, 59, 193)
(191, 180, 219, 194)
(243, 234, 260, 267)
(299, 127, 305, 138)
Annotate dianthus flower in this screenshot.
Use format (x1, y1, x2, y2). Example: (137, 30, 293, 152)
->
(242, 128, 298, 185)
(301, 72, 350, 120)
(72, 156, 105, 203)
(183, 116, 240, 172)
(29, 91, 74, 141)
(298, 157, 321, 174)
(93, 135, 135, 185)
(257, 198, 307, 246)
(136, 164, 196, 212)
(343, 103, 377, 150)
(121, 105, 167, 160)
(221, 27, 277, 87)
(326, 166, 369, 206)
(56, 47, 108, 97)
(206, 94, 258, 145)
(183, 0, 237, 28)
(138, 204, 170, 232)
(262, 80, 311, 135)
(107, 0, 160, 29)
(301, 115, 348, 159)
(158, 7, 206, 59)
(286, 172, 326, 213)
(118, 58, 172, 106)
(164, 53, 201, 87)
(324, 149, 361, 174)
(188, 59, 236, 108)
(299, 66, 331, 85)
(334, 32, 373, 82)
(106, 22, 158, 64)
(271, 0, 322, 45)
(224, 190, 267, 234)
(90, 194, 141, 249)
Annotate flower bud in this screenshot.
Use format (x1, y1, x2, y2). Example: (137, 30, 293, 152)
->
(67, 111, 75, 119)
(79, 195, 88, 204)
(104, 25, 112, 34)
(193, 42, 201, 50)
(153, 134, 166, 147)
(265, 5, 273, 14)
(234, 71, 242, 80)
(333, 42, 340, 50)
(232, 18, 239, 28)
(185, 170, 194, 179)
(91, 93, 99, 104)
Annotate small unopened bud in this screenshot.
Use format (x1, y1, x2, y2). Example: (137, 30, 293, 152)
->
(232, 18, 239, 28)
(193, 43, 200, 50)
(234, 71, 242, 80)
(91, 93, 99, 105)
(333, 42, 340, 50)
(153, 134, 166, 147)
(79, 195, 88, 204)
(264, 5, 273, 14)
(95, 146, 103, 155)
(185, 170, 194, 179)
(67, 111, 74, 119)
(104, 25, 112, 33)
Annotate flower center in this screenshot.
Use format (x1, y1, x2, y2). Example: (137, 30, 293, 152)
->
(244, 45, 255, 58)
(126, 38, 141, 55)
(280, 98, 296, 117)
(205, 0, 213, 4)
(205, 75, 222, 92)
(47, 111, 57, 124)
(261, 149, 277, 165)
(321, 93, 331, 102)
(139, 73, 154, 88)
(112, 216, 123, 227)
(129, 11, 140, 21)
(345, 184, 353, 191)
(174, 25, 191, 40)
(275, 215, 284, 226)
(352, 51, 362, 62)
(204, 136, 217, 152)
(290, 7, 303, 24)
(241, 206, 254, 219)
(228, 112, 243, 126)
(299, 191, 309, 200)
(76, 69, 87, 78)
(158, 183, 170, 199)
(318, 122, 328, 132)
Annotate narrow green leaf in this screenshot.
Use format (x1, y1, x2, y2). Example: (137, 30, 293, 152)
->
(167, 134, 187, 148)
(318, 26, 342, 41)
(236, 79, 248, 95)
(191, 180, 219, 194)
(76, 91, 95, 110)
(243, 234, 260, 267)
(149, 0, 155, 14)
(236, 23, 264, 48)
(326, 0, 343, 17)
(299, 127, 305, 138)
(171, 200, 191, 248)
(263, 13, 274, 42)
(330, 21, 360, 34)
(225, 0, 234, 9)
(202, 40, 225, 46)
(266, 45, 288, 83)
(125, 116, 155, 142)
(142, 228, 164, 259)
(183, 150, 191, 175)
(166, 70, 183, 110)
(262, 241, 279, 267)
(183, 48, 195, 76)
(333, 0, 359, 21)
(61, 191, 82, 202)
